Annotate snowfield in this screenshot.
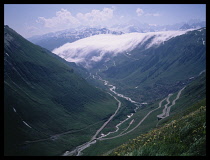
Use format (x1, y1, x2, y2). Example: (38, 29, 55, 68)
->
(52, 30, 190, 68)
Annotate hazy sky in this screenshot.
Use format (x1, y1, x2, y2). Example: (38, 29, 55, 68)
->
(4, 4, 206, 38)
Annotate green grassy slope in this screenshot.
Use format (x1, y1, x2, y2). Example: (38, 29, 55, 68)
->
(108, 99, 206, 156)
(81, 72, 205, 156)
(106, 73, 206, 156)
(4, 25, 117, 156)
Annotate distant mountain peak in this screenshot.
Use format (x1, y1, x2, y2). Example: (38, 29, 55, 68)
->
(179, 24, 191, 30)
(179, 21, 206, 30)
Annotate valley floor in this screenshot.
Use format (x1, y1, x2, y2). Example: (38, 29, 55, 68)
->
(63, 79, 188, 156)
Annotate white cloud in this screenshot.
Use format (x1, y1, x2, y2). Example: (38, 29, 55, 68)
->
(36, 8, 80, 29)
(136, 8, 144, 16)
(52, 30, 188, 68)
(136, 8, 160, 17)
(76, 8, 114, 26)
(36, 7, 114, 31)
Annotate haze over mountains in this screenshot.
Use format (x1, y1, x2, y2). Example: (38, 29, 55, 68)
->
(28, 27, 123, 51)
(109, 19, 205, 33)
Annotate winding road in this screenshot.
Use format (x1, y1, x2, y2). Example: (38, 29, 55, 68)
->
(165, 86, 186, 117)
(62, 76, 139, 156)
(21, 70, 186, 156)
(157, 94, 173, 119)
(63, 93, 122, 156)
(156, 86, 186, 127)
(63, 74, 186, 155)
(91, 94, 122, 141)
(99, 96, 167, 140)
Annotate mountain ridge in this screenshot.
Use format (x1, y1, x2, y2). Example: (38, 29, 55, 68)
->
(28, 27, 123, 51)
(27, 19, 205, 52)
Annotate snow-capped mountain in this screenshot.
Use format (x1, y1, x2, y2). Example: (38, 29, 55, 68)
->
(28, 27, 123, 51)
(28, 19, 205, 52)
(55, 27, 123, 39)
(108, 19, 206, 33)
(52, 30, 191, 68)
(179, 21, 206, 30)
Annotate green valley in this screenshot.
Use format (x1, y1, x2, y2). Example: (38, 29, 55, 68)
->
(4, 25, 121, 156)
(4, 25, 206, 156)
(82, 71, 206, 156)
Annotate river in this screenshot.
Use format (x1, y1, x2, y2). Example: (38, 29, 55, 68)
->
(62, 74, 142, 156)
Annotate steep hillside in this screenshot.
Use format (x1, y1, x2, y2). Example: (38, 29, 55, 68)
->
(102, 28, 206, 102)
(108, 99, 206, 156)
(81, 72, 205, 156)
(52, 30, 188, 68)
(51, 28, 205, 104)
(4, 25, 118, 156)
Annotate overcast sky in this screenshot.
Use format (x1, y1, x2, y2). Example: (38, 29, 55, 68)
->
(4, 4, 206, 38)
